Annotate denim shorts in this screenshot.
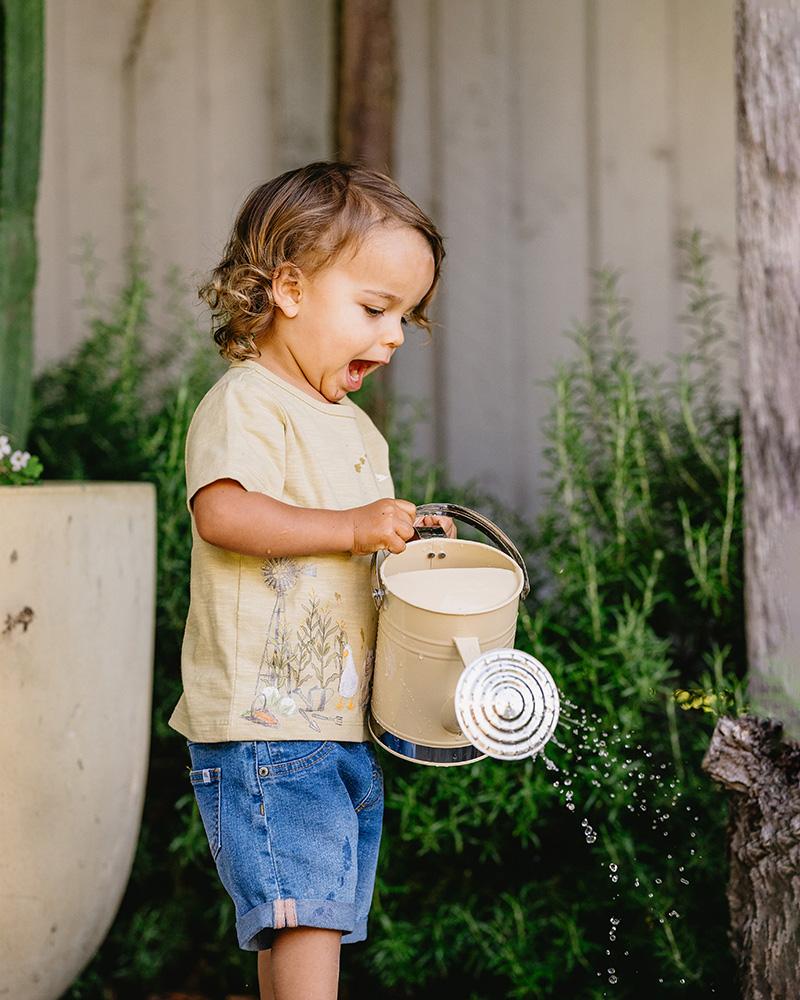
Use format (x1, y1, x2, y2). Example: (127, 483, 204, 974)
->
(186, 739, 384, 951)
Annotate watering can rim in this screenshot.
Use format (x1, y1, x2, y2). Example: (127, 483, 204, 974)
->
(371, 502, 531, 609)
(378, 538, 525, 617)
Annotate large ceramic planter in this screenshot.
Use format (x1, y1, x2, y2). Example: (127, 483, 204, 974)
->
(0, 482, 156, 999)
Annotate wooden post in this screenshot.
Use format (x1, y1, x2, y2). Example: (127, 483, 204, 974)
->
(335, 0, 395, 171)
(335, 0, 396, 429)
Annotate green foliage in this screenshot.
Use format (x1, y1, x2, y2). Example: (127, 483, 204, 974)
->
(0, 0, 45, 446)
(39, 229, 742, 998)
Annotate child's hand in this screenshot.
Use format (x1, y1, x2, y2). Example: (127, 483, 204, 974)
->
(414, 514, 457, 538)
(350, 499, 417, 555)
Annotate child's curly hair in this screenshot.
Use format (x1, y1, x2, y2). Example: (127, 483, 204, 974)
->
(199, 161, 446, 362)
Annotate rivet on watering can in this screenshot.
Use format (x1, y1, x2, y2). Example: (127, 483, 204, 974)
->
(427, 552, 436, 559)
(437, 552, 446, 559)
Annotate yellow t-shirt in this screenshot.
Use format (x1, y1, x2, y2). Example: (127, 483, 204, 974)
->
(168, 359, 395, 742)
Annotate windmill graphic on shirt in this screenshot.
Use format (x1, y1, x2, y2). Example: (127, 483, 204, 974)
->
(255, 557, 316, 694)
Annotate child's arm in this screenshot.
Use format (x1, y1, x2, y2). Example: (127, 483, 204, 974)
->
(192, 478, 417, 557)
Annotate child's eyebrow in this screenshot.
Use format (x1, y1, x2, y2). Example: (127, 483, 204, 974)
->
(362, 289, 401, 304)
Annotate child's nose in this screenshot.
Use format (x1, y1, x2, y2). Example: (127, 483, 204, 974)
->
(384, 322, 405, 350)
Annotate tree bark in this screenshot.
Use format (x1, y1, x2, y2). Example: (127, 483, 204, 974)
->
(706, 7, 800, 995)
(702, 716, 800, 1000)
(737, 0, 800, 731)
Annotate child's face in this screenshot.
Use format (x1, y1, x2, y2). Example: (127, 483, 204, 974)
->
(261, 224, 436, 403)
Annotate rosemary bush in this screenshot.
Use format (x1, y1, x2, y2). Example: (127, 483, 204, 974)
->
(40, 231, 742, 999)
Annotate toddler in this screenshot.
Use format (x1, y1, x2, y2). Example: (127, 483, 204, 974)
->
(168, 161, 452, 1000)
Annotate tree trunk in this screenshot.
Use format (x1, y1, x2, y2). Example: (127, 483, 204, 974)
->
(334, 0, 396, 432)
(705, 3, 800, 996)
(702, 716, 800, 1000)
(737, 0, 800, 730)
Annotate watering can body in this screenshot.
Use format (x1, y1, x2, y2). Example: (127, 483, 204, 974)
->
(368, 504, 559, 766)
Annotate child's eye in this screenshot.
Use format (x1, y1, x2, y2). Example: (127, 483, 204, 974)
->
(401, 317, 409, 327)
(363, 306, 384, 317)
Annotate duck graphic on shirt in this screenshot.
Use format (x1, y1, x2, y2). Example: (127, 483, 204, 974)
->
(336, 642, 360, 710)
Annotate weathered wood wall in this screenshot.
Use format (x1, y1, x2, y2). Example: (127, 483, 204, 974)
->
(35, 0, 736, 517)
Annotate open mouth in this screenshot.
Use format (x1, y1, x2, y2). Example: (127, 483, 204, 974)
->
(346, 359, 382, 390)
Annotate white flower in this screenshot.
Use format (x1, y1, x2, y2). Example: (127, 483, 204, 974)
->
(10, 450, 30, 472)
(278, 696, 297, 716)
(0, 436, 10, 458)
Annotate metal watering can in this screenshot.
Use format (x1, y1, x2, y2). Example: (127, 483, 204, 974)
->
(369, 503, 560, 766)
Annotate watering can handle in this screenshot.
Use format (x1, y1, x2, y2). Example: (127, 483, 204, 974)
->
(413, 502, 530, 600)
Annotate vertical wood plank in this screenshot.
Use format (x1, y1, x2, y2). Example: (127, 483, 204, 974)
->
(272, 0, 335, 173)
(35, 0, 137, 369)
(199, 0, 275, 275)
(433, 0, 519, 509)
(674, 0, 737, 401)
(136, 0, 274, 292)
(514, 0, 591, 513)
(593, 0, 676, 362)
(392, 0, 439, 464)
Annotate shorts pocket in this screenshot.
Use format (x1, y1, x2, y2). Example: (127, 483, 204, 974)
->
(263, 740, 334, 775)
(355, 756, 384, 814)
(190, 766, 222, 860)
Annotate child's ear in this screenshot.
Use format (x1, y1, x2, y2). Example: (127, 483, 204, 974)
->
(271, 263, 304, 318)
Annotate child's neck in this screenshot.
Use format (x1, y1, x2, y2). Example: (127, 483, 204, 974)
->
(249, 337, 335, 405)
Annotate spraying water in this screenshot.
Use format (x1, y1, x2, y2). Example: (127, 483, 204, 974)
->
(539, 698, 717, 994)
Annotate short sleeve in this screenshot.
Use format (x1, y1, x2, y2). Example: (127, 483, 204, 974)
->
(184, 376, 287, 514)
